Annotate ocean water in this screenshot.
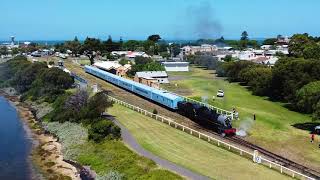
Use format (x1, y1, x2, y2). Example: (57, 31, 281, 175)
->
(0, 96, 32, 180)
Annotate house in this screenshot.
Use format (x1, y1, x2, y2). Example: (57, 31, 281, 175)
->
(134, 71, 169, 88)
(181, 44, 218, 55)
(111, 51, 150, 60)
(161, 62, 189, 72)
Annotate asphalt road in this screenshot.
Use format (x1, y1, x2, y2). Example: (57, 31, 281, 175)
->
(105, 114, 210, 180)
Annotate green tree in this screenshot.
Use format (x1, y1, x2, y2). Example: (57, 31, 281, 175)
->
(147, 34, 161, 42)
(123, 40, 142, 51)
(223, 55, 233, 62)
(81, 37, 102, 65)
(303, 43, 320, 59)
(241, 31, 249, 41)
(239, 67, 272, 96)
(64, 36, 81, 57)
(119, 58, 130, 66)
(80, 91, 113, 121)
(295, 81, 320, 114)
(288, 34, 312, 57)
(88, 119, 121, 142)
(0, 46, 8, 55)
(263, 38, 277, 45)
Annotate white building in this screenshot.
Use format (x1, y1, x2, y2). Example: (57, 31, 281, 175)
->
(161, 62, 189, 72)
(111, 51, 150, 60)
(135, 71, 169, 84)
(181, 44, 218, 55)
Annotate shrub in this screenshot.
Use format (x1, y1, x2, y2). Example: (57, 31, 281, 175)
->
(88, 119, 121, 143)
(152, 109, 158, 114)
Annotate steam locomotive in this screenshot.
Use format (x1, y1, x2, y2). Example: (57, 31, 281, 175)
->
(177, 102, 236, 136)
(84, 65, 236, 136)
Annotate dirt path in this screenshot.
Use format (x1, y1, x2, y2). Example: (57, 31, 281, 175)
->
(105, 114, 210, 180)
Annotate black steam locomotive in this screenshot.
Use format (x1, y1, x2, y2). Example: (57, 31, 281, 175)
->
(177, 102, 236, 136)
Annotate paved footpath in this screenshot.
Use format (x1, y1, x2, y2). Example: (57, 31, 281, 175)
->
(106, 115, 210, 180)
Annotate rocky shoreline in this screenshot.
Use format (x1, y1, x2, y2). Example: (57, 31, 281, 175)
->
(0, 88, 80, 180)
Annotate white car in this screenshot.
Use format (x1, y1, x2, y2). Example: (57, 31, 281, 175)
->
(217, 90, 224, 97)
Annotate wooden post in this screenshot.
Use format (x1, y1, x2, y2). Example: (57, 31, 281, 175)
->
(240, 151, 243, 155)
(218, 141, 220, 146)
(280, 166, 283, 173)
(198, 133, 201, 138)
(182, 127, 185, 131)
(269, 163, 272, 168)
(190, 130, 193, 135)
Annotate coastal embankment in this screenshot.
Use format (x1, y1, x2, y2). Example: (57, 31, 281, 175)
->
(0, 88, 80, 180)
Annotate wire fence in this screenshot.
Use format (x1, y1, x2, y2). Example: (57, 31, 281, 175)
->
(107, 95, 315, 180)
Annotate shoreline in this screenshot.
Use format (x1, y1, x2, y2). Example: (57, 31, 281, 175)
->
(0, 89, 80, 180)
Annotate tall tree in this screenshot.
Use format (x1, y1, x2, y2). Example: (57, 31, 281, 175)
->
(241, 31, 249, 41)
(81, 37, 102, 65)
(147, 34, 161, 42)
(65, 36, 81, 57)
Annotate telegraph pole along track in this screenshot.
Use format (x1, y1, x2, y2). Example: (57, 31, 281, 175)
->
(66, 61, 320, 179)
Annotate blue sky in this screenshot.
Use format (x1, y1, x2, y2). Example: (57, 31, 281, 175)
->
(1, 0, 319, 41)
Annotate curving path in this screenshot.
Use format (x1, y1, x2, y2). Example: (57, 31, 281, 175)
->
(105, 114, 210, 180)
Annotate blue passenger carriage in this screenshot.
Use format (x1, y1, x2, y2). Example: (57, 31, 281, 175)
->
(84, 65, 183, 109)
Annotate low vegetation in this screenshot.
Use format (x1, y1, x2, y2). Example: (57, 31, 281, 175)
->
(46, 121, 182, 180)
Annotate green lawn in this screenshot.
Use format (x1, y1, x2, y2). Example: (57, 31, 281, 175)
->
(161, 66, 320, 171)
(109, 104, 291, 180)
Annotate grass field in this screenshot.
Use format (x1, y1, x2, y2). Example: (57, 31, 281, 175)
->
(161, 66, 320, 171)
(109, 104, 291, 180)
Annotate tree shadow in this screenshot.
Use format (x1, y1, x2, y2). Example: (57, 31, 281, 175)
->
(292, 122, 320, 133)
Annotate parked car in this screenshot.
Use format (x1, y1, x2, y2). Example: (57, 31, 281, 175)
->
(217, 90, 224, 97)
(315, 126, 320, 135)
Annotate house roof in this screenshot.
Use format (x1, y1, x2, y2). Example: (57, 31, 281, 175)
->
(94, 61, 122, 70)
(136, 71, 168, 78)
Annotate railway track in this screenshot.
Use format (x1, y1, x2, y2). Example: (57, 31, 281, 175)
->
(191, 123, 320, 179)
(67, 62, 320, 179)
(228, 136, 320, 179)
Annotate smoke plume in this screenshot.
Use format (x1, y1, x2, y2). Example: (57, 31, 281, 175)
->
(236, 117, 254, 137)
(186, 1, 223, 39)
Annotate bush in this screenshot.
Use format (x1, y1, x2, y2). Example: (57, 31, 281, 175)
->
(295, 81, 320, 114)
(239, 67, 272, 96)
(88, 119, 121, 142)
(152, 109, 158, 114)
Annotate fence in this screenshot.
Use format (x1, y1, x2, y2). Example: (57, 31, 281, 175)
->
(107, 95, 315, 180)
(159, 88, 234, 119)
(73, 71, 315, 179)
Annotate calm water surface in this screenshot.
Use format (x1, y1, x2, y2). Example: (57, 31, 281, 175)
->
(0, 96, 32, 180)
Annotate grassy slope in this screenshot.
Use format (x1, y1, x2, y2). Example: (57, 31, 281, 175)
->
(46, 122, 182, 180)
(162, 66, 320, 170)
(109, 104, 291, 180)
